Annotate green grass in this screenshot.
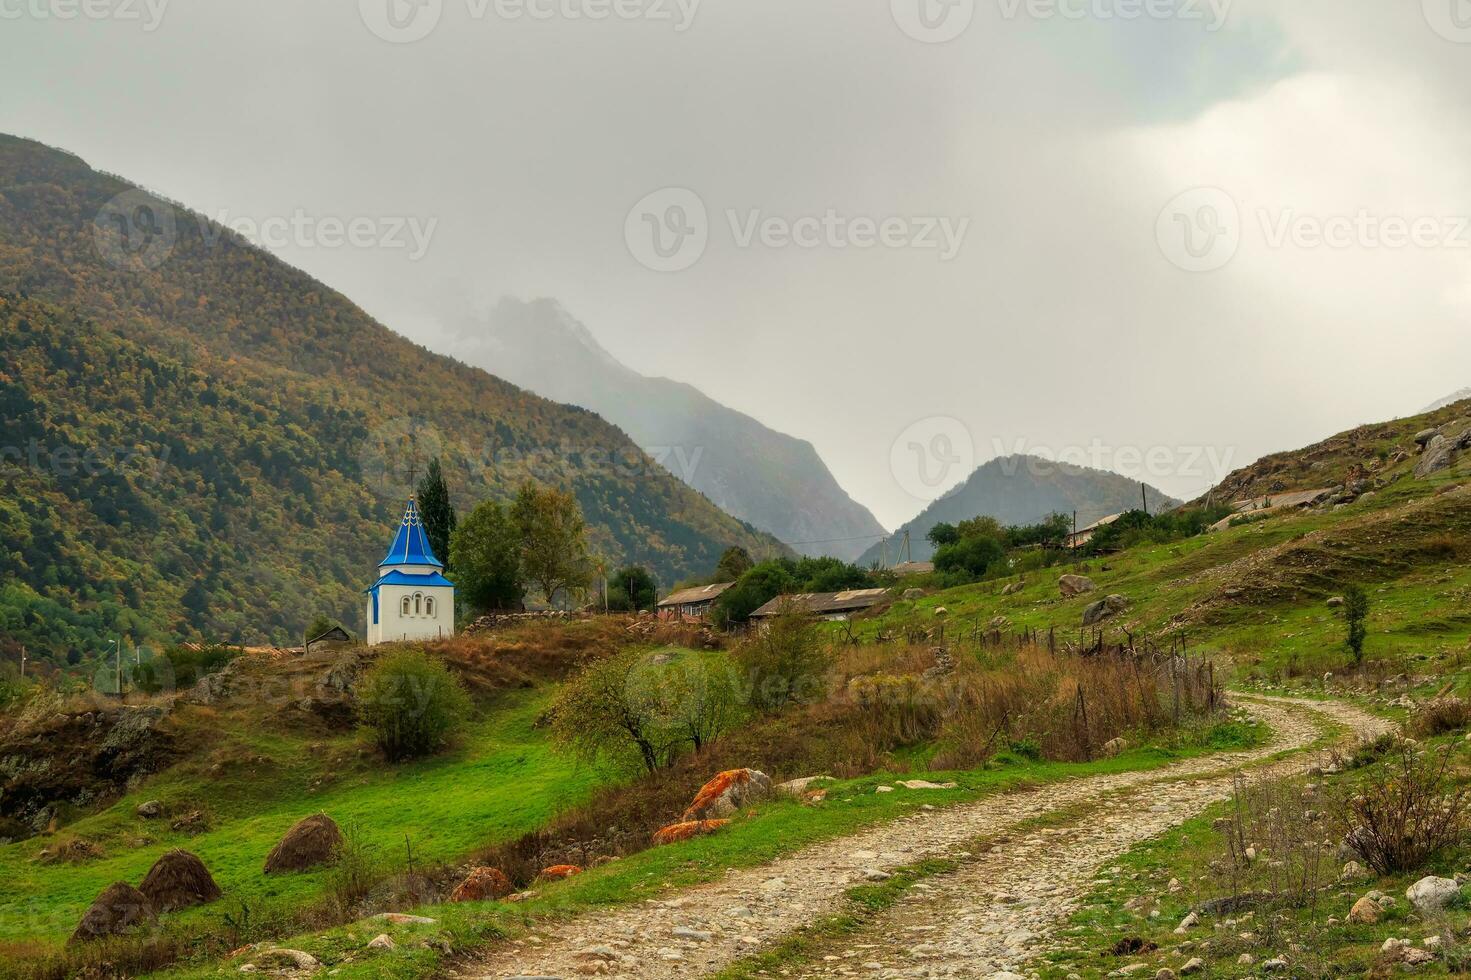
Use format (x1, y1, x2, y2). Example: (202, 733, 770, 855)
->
(152, 719, 1269, 979)
(0, 690, 608, 946)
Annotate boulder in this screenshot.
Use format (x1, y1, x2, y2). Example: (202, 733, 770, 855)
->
(139, 849, 222, 912)
(367, 933, 396, 950)
(1406, 876, 1461, 914)
(902, 588, 924, 600)
(1349, 895, 1382, 924)
(1102, 737, 1129, 757)
(1414, 427, 1440, 447)
(70, 882, 156, 944)
(253, 948, 322, 971)
(651, 819, 730, 846)
(449, 867, 514, 903)
(264, 813, 343, 874)
(1415, 421, 1471, 478)
(1001, 581, 1025, 596)
(776, 776, 833, 797)
(682, 769, 772, 822)
(1059, 574, 1097, 598)
(1083, 594, 1129, 626)
(136, 800, 162, 819)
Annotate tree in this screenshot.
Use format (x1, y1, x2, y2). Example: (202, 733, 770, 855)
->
(736, 606, 828, 713)
(934, 534, 1005, 580)
(1344, 585, 1369, 665)
(713, 560, 797, 627)
(305, 614, 338, 642)
(714, 546, 754, 583)
(550, 648, 685, 774)
(450, 501, 526, 613)
(608, 565, 656, 612)
(417, 458, 457, 569)
(512, 482, 593, 608)
(358, 649, 471, 761)
(926, 523, 960, 548)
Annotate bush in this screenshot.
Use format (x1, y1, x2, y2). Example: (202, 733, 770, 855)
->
(1340, 744, 1471, 875)
(737, 608, 829, 713)
(358, 650, 471, 761)
(1410, 696, 1471, 738)
(1343, 585, 1369, 665)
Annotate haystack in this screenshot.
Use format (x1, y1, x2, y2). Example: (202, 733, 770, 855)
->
(263, 813, 343, 874)
(139, 849, 223, 911)
(450, 866, 514, 902)
(70, 882, 156, 944)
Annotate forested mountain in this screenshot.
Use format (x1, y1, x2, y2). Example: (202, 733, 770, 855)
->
(448, 298, 888, 561)
(858, 456, 1179, 566)
(0, 135, 785, 662)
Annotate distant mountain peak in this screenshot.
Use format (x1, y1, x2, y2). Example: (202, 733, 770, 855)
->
(1423, 388, 1471, 414)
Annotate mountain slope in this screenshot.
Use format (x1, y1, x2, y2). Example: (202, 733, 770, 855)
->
(1423, 388, 1471, 414)
(858, 456, 1179, 566)
(446, 298, 888, 561)
(0, 134, 785, 658)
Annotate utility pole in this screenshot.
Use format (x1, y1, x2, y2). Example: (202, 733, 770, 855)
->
(18, 645, 25, 679)
(1141, 483, 1148, 516)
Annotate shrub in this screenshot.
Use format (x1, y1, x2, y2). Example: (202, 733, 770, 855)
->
(1340, 744, 1471, 875)
(1410, 696, 1471, 738)
(737, 608, 829, 713)
(358, 650, 471, 761)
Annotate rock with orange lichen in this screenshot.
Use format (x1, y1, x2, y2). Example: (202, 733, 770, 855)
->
(682, 769, 772, 821)
(450, 867, 514, 902)
(537, 864, 583, 882)
(651, 819, 730, 846)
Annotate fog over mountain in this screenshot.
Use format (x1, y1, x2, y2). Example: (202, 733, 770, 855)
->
(448, 298, 888, 561)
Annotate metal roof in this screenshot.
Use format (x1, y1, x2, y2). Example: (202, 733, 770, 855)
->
(378, 497, 444, 569)
(657, 582, 735, 608)
(750, 588, 890, 618)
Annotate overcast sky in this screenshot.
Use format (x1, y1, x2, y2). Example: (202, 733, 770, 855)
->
(3, 0, 1470, 528)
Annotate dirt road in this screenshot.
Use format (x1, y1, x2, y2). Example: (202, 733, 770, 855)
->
(470, 695, 1389, 980)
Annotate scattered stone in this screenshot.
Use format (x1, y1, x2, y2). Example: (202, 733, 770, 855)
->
(862, 869, 892, 882)
(1173, 912, 1199, 934)
(366, 934, 395, 950)
(373, 913, 437, 925)
(136, 800, 162, 819)
(897, 780, 958, 790)
(671, 926, 712, 942)
(450, 867, 514, 903)
(1405, 948, 1437, 966)
(253, 949, 322, 971)
(682, 769, 772, 821)
(1179, 959, 1205, 975)
(1102, 737, 1129, 757)
(537, 865, 583, 882)
(1083, 594, 1130, 626)
(1406, 876, 1461, 913)
(652, 820, 730, 846)
(876, 785, 894, 793)
(1059, 575, 1097, 598)
(1349, 896, 1382, 924)
(1262, 957, 1288, 971)
(776, 776, 833, 796)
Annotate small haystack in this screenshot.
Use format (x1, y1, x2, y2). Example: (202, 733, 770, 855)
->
(70, 882, 156, 944)
(450, 866, 514, 902)
(139, 849, 223, 911)
(263, 813, 343, 874)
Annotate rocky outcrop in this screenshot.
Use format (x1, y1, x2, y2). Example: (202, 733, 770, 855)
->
(652, 819, 730, 846)
(1406, 876, 1461, 913)
(1414, 419, 1471, 478)
(1082, 595, 1130, 626)
(450, 867, 514, 902)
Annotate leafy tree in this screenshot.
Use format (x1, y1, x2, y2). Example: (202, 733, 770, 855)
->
(305, 614, 338, 642)
(713, 560, 798, 627)
(358, 649, 471, 762)
(416, 458, 457, 569)
(955, 515, 1004, 541)
(933, 534, 1005, 579)
(450, 501, 526, 613)
(1344, 585, 1370, 665)
(736, 606, 828, 713)
(926, 522, 960, 548)
(608, 565, 657, 612)
(512, 482, 593, 608)
(550, 648, 685, 774)
(714, 546, 754, 583)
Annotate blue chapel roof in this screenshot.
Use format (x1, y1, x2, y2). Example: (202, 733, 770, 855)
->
(365, 569, 455, 593)
(379, 497, 444, 569)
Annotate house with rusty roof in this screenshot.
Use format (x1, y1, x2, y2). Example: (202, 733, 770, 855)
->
(656, 582, 734, 621)
(749, 588, 891, 622)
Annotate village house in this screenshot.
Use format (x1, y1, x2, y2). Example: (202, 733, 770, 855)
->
(1065, 512, 1124, 550)
(656, 582, 734, 621)
(749, 588, 891, 623)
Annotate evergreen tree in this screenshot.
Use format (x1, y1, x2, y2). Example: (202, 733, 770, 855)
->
(450, 501, 526, 612)
(417, 457, 457, 568)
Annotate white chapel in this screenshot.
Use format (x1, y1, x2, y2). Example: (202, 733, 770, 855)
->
(365, 496, 455, 645)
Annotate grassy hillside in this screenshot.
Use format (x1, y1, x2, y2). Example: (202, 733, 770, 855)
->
(0, 135, 787, 661)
